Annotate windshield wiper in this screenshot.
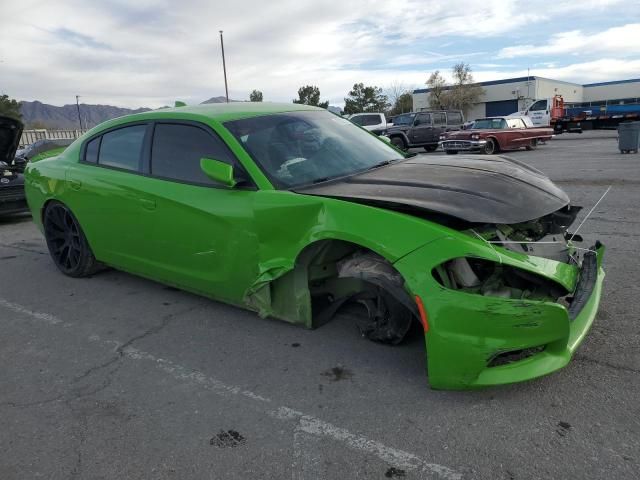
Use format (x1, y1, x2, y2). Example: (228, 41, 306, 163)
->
(366, 158, 403, 171)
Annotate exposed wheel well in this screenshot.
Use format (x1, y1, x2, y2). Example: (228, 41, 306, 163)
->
(262, 239, 418, 343)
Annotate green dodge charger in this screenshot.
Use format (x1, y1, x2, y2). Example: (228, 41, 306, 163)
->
(23, 102, 605, 390)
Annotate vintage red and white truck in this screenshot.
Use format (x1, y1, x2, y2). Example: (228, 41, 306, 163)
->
(439, 116, 554, 155)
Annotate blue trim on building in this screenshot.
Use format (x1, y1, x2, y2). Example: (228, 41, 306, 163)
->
(414, 76, 536, 94)
(583, 79, 640, 87)
(414, 76, 640, 94)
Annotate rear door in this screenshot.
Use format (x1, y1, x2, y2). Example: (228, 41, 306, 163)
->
(431, 112, 446, 142)
(65, 122, 154, 271)
(408, 113, 432, 144)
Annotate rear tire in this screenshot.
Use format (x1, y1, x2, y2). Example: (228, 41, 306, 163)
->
(43, 202, 101, 277)
(525, 138, 538, 151)
(390, 136, 406, 150)
(483, 138, 498, 155)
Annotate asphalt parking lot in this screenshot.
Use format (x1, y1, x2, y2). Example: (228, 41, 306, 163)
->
(1, 130, 638, 479)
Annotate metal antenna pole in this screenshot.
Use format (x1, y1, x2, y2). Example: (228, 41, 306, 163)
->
(75, 95, 83, 130)
(220, 30, 229, 103)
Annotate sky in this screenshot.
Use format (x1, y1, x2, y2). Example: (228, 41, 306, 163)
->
(1, 0, 639, 109)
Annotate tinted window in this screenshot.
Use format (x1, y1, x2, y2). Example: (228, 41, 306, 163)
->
(447, 112, 462, 125)
(360, 114, 382, 126)
(98, 125, 146, 171)
(84, 136, 100, 163)
(393, 114, 415, 126)
(414, 113, 431, 126)
(151, 123, 235, 185)
(432, 112, 445, 126)
(350, 116, 364, 126)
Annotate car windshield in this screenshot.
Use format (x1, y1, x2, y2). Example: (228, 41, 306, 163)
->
(472, 118, 507, 129)
(224, 111, 404, 188)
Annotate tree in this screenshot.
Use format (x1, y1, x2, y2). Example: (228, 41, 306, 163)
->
(343, 83, 389, 114)
(0, 94, 22, 121)
(446, 63, 484, 114)
(293, 85, 328, 108)
(425, 64, 484, 116)
(426, 71, 447, 110)
(391, 93, 413, 116)
(249, 90, 263, 102)
(385, 81, 414, 115)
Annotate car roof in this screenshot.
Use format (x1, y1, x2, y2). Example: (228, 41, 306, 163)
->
(167, 102, 321, 120)
(96, 102, 325, 132)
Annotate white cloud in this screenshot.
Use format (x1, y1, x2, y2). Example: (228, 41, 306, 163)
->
(498, 24, 640, 59)
(0, 0, 636, 109)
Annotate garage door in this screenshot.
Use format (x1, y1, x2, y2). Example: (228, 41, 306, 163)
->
(485, 100, 519, 117)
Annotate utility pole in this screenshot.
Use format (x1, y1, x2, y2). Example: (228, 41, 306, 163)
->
(219, 30, 229, 103)
(75, 95, 83, 130)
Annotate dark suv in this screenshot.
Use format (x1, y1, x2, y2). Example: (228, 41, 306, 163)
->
(386, 110, 464, 151)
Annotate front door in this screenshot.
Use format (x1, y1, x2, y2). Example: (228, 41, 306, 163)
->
(527, 99, 550, 126)
(130, 121, 259, 302)
(408, 113, 432, 144)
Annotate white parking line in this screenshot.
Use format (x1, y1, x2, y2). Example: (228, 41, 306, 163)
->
(1, 297, 462, 480)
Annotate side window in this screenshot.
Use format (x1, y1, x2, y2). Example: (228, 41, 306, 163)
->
(447, 112, 462, 125)
(84, 136, 100, 163)
(151, 123, 236, 185)
(350, 116, 364, 126)
(414, 113, 431, 126)
(98, 125, 146, 171)
(361, 114, 382, 126)
(529, 100, 548, 111)
(432, 112, 446, 126)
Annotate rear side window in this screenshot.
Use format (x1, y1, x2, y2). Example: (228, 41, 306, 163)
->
(447, 112, 462, 125)
(359, 114, 382, 126)
(98, 125, 146, 171)
(414, 113, 431, 126)
(84, 137, 100, 163)
(151, 123, 235, 185)
(432, 112, 445, 126)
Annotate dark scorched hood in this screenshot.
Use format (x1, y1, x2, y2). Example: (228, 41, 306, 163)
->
(296, 155, 570, 224)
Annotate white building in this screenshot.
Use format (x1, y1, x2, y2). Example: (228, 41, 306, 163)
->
(412, 76, 640, 121)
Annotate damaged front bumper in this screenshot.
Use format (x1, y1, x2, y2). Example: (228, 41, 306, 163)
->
(394, 235, 605, 390)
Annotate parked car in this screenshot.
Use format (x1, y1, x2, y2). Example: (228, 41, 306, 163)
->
(24, 103, 604, 390)
(348, 112, 389, 135)
(385, 110, 464, 151)
(15, 138, 74, 171)
(0, 115, 28, 216)
(440, 116, 554, 155)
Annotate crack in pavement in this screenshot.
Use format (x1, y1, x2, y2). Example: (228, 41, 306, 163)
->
(574, 354, 640, 374)
(0, 242, 48, 256)
(72, 304, 206, 384)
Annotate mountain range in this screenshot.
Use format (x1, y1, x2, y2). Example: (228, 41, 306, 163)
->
(20, 96, 238, 129)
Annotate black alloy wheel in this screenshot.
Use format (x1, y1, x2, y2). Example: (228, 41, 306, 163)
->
(43, 202, 100, 277)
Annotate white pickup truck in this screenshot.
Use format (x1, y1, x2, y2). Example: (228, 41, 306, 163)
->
(347, 113, 391, 135)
